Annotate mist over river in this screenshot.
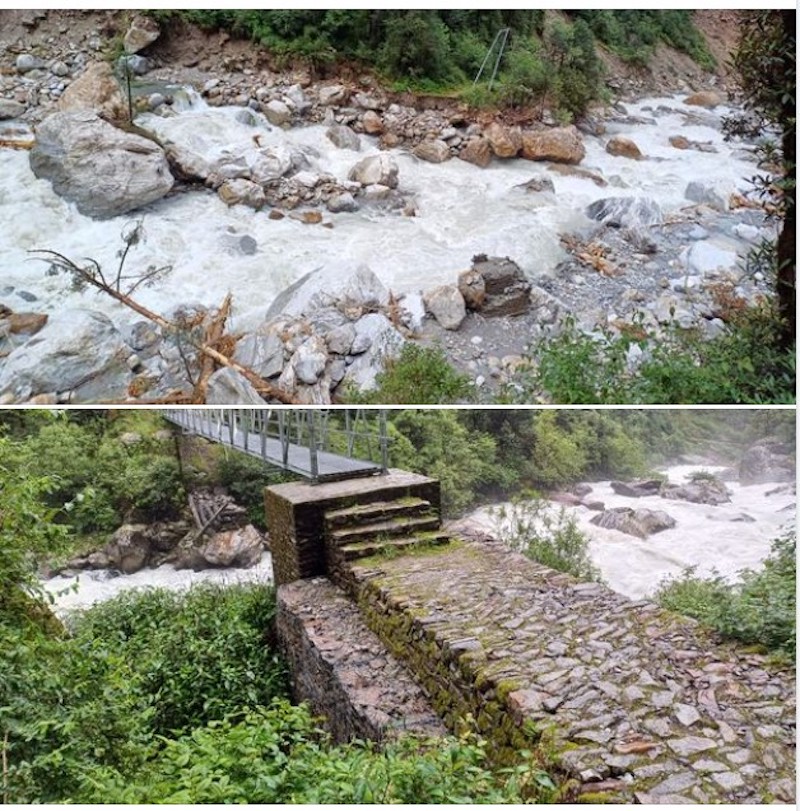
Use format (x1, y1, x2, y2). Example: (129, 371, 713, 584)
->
(1, 93, 760, 334)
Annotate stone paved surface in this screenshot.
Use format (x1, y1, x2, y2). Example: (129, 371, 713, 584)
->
(277, 576, 446, 743)
(349, 536, 796, 804)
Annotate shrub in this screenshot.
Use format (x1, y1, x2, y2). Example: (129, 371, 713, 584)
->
(493, 497, 602, 582)
(70, 584, 287, 737)
(353, 343, 473, 405)
(216, 452, 294, 528)
(654, 531, 796, 657)
(519, 306, 795, 405)
(75, 700, 553, 804)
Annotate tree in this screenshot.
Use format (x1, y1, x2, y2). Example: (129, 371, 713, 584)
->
(729, 11, 796, 350)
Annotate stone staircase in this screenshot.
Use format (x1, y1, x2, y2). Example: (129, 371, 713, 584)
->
(324, 496, 449, 565)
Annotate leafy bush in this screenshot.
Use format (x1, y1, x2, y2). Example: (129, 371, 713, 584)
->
(493, 497, 602, 582)
(654, 531, 796, 657)
(520, 306, 795, 405)
(353, 343, 473, 405)
(70, 584, 287, 737)
(76, 699, 553, 804)
(217, 452, 295, 528)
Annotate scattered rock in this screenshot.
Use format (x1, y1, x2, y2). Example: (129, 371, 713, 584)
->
(484, 122, 521, 158)
(326, 123, 361, 151)
(0, 99, 26, 120)
(413, 139, 450, 163)
(462, 256, 531, 317)
(683, 91, 723, 109)
(264, 98, 292, 126)
(348, 153, 399, 188)
(362, 110, 383, 134)
(123, 14, 161, 54)
(459, 137, 492, 168)
(606, 135, 643, 160)
(218, 178, 266, 209)
(423, 285, 467, 330)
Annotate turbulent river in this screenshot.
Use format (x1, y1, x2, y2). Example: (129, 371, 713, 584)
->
(44, 463, 793, 614)
(461, 464, 795, 601)
(1, 94, 758, 333)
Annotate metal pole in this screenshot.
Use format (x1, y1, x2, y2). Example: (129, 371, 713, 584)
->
(308, 412, 319, 483)
(379, 409, 389, 474)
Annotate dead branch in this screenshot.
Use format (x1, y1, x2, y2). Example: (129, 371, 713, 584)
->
(30, 249, 299, 404)
(193, 293, 231, 403)
(0, 138, 34, 150)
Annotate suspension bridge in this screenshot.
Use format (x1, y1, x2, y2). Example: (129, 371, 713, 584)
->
(163, 408, 389, 483)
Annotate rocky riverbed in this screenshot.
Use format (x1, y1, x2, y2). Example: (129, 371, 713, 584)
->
(0, 11, 777, 403)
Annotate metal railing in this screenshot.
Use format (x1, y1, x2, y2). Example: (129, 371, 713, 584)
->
(163, 409, 389, 483)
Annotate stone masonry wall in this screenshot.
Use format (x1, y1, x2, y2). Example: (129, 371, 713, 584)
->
(276, 576, 446, 744)
(265, 471, 440, 586)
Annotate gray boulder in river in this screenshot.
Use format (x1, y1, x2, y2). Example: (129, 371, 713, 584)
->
(30, 111, 174, 218)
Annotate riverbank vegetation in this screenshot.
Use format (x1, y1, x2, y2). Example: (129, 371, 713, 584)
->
(148, 10, 712, 120)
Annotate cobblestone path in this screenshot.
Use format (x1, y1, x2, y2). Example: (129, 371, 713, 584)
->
(349, 537, 796, 804)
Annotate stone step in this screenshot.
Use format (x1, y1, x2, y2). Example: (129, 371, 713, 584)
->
(330, 514, 441, 546)
(341, 532, 450, 562)
(324, 497, 434, 529)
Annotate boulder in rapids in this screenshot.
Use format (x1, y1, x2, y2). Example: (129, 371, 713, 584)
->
(348, 153, 399, 188)
(605, 135, 643, 160)
(520, 126, 585, 165)
(30, 111, 173, 218)
(586, 196, 663, 229)
(458, 137, 492, 168)
(413, 139, 450, 163)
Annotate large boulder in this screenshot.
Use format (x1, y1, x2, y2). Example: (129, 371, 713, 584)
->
(123, 14, 161, 54)
(264, 264, 389, 321)
(104, 524, 152, 574)
(520, 126, 585, 165)
(413, 139, 450, 163)
(57, 61, 127, 123)
(348, 153, 399, 188)
(661, 475, 731, 505)
(459, 137, 492, 168)
(586, 196, 663, 229)
(206, 367, 266, 405)
(590, 507, 676, 539)
(606, 135, 643, 160)
(610, 479, 663, 498)
(683, 90, 723, 109)
(423, 285, 467, 330)
(200, 525, 265, 568)
(326, 123, 361, 151)
(0, 309, 129, 402)
(459, 256, 531, 317)
(484, 122, 522, 158)
(31, 111, 173, 218)
(234, 332, 284, 379)
(739, 439, 795, 485)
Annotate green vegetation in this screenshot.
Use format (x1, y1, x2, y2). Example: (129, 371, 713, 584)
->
(355, 343, 473, 405)
(149, 10, 712, 119)
(655, 531, 796, 659)
(574, 10, 715, 69)
(518, 307, 795, 405)
(492, 497, 601, 583)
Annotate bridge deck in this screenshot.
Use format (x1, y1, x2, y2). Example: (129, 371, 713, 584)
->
(171, 419, 383, 483)
(347, 537, 796, 804)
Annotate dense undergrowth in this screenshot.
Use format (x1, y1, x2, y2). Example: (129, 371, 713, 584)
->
(148, 10, 713, 119)
(1, 582, 548, 803)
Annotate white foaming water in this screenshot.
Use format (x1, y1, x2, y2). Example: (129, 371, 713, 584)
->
(462, 464, 795, 600)
(0, 95, 758, 333)
(43, 552, 274, 616)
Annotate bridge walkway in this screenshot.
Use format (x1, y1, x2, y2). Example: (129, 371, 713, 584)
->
(163, 408, 386, 483)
